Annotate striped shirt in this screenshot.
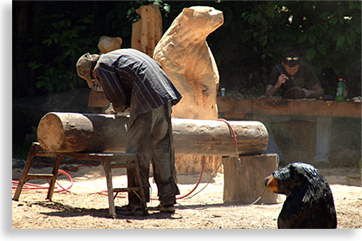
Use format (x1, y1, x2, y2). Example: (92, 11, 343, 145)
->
(93, 49, 182, 116)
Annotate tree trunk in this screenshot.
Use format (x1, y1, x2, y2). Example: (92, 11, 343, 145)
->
(37, 112, 268, 156)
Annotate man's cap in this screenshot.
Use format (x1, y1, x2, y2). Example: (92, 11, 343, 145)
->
(282, 50, 301, 67)
(76, 53, 99, 88)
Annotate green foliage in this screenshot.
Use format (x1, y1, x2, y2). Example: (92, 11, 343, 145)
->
(37, 14, 97, 91)
(26, 4, 98, 94)
(209, 0, 361, 97)
(23, 1, 149, 95)
(14, 1, 361, 98)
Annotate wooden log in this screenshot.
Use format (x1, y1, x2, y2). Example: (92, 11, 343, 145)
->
(223, 154, 283, 204)
(37, 112, 128, 153)
(37, 112, 268, 156)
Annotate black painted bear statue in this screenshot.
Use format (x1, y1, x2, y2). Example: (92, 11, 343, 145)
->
(265, 162, 337, 229)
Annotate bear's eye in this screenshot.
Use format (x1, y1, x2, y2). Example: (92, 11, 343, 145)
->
(208, 9, 212, 12)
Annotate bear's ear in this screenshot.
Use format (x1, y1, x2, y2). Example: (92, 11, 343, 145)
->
(289, 164, 296, 176)
(182, 8, 194, 18)
(288, 165, 295, 180)
(290, 164, 307, 183)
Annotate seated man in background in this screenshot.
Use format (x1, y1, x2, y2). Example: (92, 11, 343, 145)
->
(265, 49, 323, 99)
(263, 49, 331, 168)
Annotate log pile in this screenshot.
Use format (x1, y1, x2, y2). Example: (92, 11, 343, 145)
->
(37, 112, 268, 156)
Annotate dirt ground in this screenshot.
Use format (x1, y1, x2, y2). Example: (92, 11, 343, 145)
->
(12, 162, 362, 230)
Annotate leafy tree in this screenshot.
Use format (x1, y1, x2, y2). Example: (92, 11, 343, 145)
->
(208, 1, 361, 97)
(13, 1, 361, 98)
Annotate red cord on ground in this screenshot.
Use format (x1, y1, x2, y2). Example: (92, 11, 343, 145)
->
(176, 155, 205, 200)
(12, 164, 127, 199)
(12, 165, 85, 193)
(54, 169, 73, 193)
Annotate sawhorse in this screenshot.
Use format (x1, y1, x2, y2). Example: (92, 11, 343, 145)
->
(12, 142, 147, 218)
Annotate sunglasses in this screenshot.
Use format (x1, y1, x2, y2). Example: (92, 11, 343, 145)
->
(285, 57, 299, 61)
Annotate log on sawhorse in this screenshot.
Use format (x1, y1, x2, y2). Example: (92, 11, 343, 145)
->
(36, 112, 269, 156)
(12, 142, 147, 218)
(13, 112, 277, 213)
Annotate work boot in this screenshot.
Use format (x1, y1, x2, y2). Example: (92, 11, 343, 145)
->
(116, 204, 148, 216)
(159, 192, 176, 213)
(160, 202, 175, 213)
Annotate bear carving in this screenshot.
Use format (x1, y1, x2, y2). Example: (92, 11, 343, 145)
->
(265, 162, 337, 229)
(98, 35, 123, 54)
(153, 6, 223, 120)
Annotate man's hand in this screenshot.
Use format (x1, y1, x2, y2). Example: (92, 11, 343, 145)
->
(105, 103, 118, 114)
(302, 85, 324, 99)
(301, 88, 309, 97)
(265, 73, 289, 97)
(277, 74, 289, 87)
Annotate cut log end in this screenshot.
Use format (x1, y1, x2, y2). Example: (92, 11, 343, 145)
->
(37, 113, 65, 152)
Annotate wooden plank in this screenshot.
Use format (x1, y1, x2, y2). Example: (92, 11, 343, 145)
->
(113, 187, 142, 192)
(217, 97, 361, 118)
(27, 174, 55, 179)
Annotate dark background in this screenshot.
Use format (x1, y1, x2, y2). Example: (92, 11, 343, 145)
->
(13, 1, 361, 99)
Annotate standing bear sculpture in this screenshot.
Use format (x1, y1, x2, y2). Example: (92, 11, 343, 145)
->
(153, 6, 224, 120)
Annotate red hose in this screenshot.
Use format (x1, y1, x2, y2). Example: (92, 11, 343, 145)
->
(54, 170, 73, 193)
(176, 155, 205, 200)
(12, 164, 127, 199)
(12, 165, 85, 193)
(217, 118, 238, 155)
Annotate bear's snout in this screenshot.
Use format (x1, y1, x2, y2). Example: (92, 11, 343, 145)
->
(265, 175, 279, 193)
(264, 177, 269, 186)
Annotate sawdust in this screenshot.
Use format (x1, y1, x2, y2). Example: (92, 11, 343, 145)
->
(12, 165, 362, 229)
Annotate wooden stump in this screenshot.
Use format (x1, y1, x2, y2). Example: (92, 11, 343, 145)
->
(223, 154, 282, 204)
(174, 155, 222, 174)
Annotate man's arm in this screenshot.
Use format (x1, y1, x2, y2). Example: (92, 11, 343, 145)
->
(265, 84, 278, 97)
(93, 64, 128, 112)
(301, 84, 324, 99)
(265, 73, 289, 97)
